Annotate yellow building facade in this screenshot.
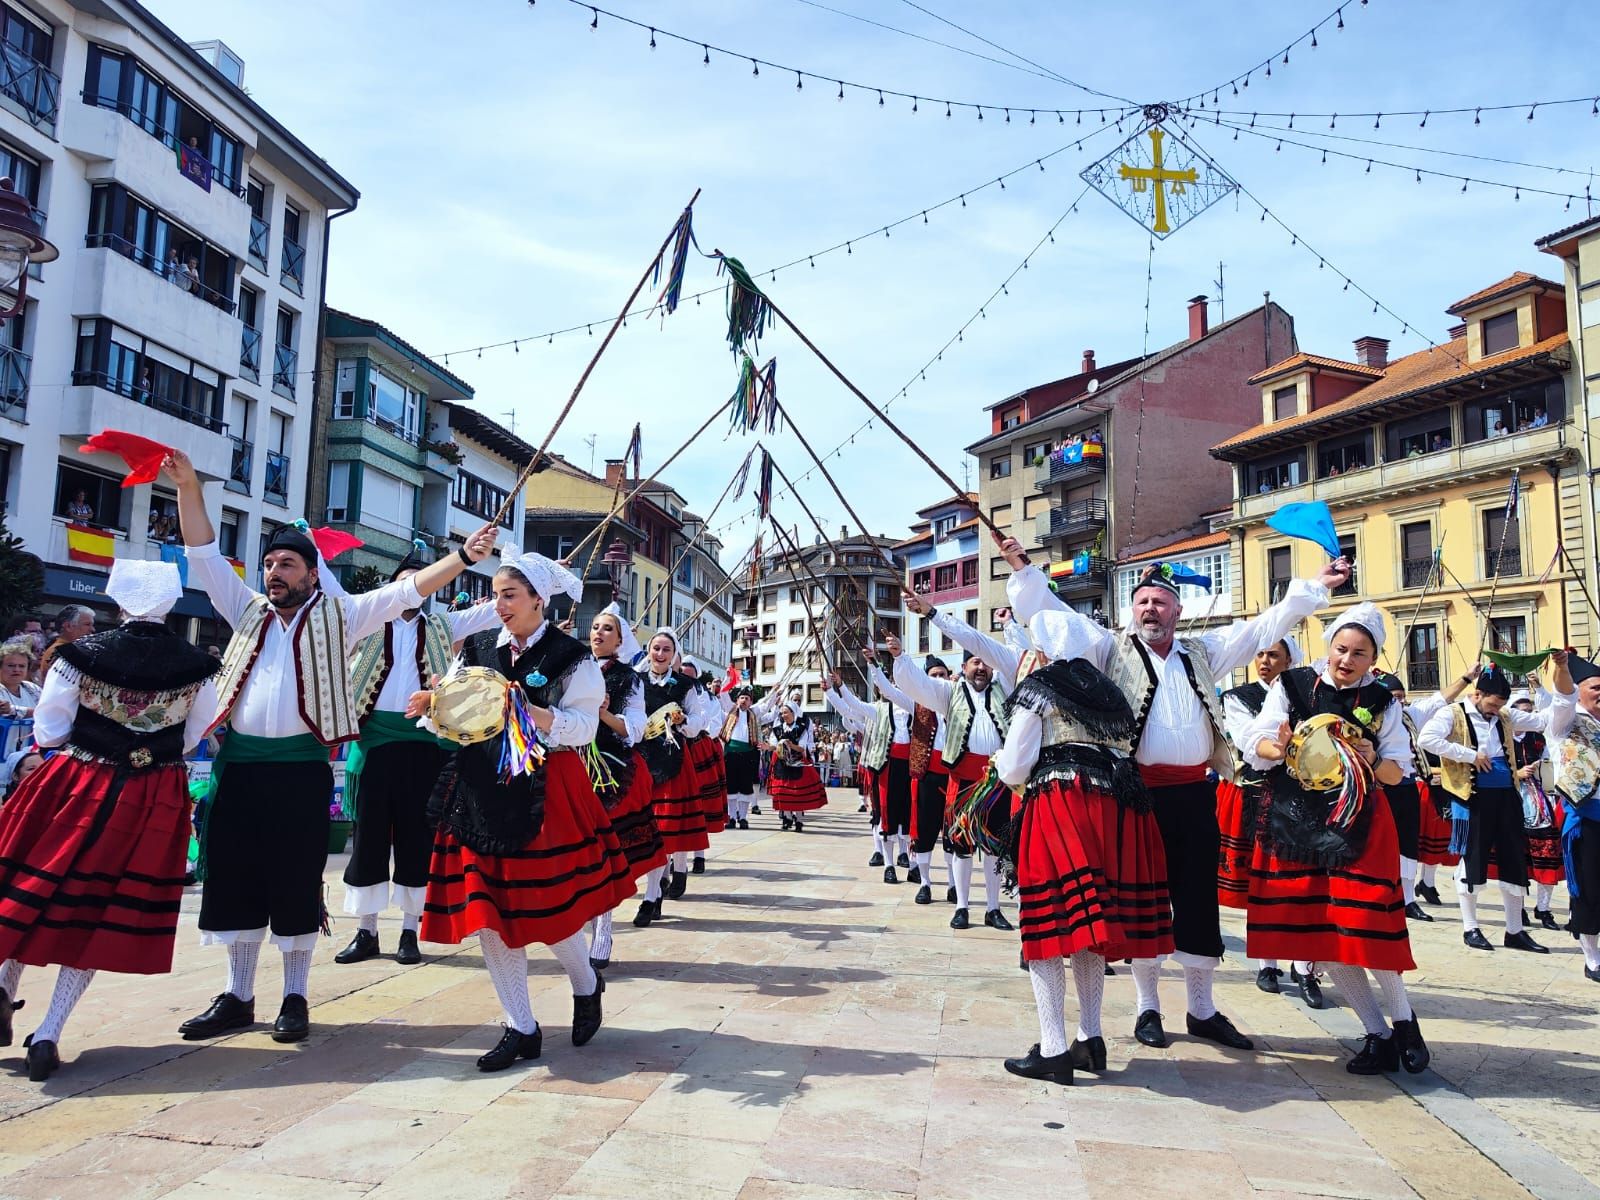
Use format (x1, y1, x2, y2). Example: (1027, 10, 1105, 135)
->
(1211, 272, 1585, 688)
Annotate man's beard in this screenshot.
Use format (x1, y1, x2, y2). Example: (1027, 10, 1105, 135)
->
(1135, 619, 1173, 646)
(267, 580, 314, 610)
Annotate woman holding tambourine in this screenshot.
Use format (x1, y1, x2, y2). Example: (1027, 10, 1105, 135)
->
(1245, 602, 1429, 1078)
(768, 699, 827, 831)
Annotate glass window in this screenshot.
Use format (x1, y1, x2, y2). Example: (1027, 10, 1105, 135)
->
(1267, 545, 1292, 602)
(218, 509, 242, 559)
(1249, 450, 1305, 494)
(1272, 385, 1297, 420)
(1482, 312, 1519, 357)
(85, 45, 124, 109)
(55, 462, 125, 531)
(1317, 431, 1372, 478)
(1483, 508, 1521, 578)
(1488, 616, 1527, 657)
(989, 456, 1011, 480)
(1401, 522, 1434, 587)
(327, 462, 351, 519)
(1463, 379, 1563, 443)
(361, 466, 415, 538)
(1407, 625, 1440, 692)
(788, 619, 803, 635)
(0, 141, 40, 208)
(367, 365, 420, 442)
(1386, 411, 1452, 460)
(1023, 494, 1050, 520)
(760, 654, 775, 674)
(1334, 534, 1358, 596)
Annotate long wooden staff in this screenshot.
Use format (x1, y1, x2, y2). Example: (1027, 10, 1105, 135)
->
(488, 190, 700, 528)
(574, 467, 629, 591)
(764, 450, 878, 644)
(764, 512, 835, 676)
(1388, 536, 1444, 678)
(649, 445, 759, 606)
(672, 539, 759, 635)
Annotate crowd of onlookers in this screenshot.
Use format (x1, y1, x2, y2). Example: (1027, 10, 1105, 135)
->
(1, 605, 99, 797)
(811, 727, 860, 787)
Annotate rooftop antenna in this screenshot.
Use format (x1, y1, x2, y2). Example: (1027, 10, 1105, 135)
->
(582, 433, 598, 474)
(500, 409, 517, 434)
(1214, 261, 1225, 321)
(961, 458, 971, 491)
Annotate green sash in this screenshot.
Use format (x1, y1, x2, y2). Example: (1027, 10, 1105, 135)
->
(344, 710, 444, 818)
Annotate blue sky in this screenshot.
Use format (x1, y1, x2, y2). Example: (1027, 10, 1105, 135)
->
(156, 0, 1599, 559)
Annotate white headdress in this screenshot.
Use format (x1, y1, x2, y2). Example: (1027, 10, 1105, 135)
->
(499, 544, 584, 606)
(1026, 611, 1079, 663)
(1275, 632, 1305, 667)
(1324, 603, 1387, 652)
(106, 559, 182, 621)
(601, 601, 643, 664)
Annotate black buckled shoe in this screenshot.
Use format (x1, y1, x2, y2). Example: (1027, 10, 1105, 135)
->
(1068, 1035, 1107, 1072)
(179, 992, 255, 1040)
(914, 885, 932, 905)
(750, 804, 761, 815)
(0, 987, 22, 1048)
(477, 1024, 542, 1072)
(1535, 908, 1559, 931)
(1291, 966, 1324, 1010)
(1186, 1011, 1254, 1050)
(24, 1038, 59, 1082)
(897, 853, 910, 869)
(1463, 929, 1495, 951)
(272, 994, 310, 1043)
(1003, 1043, 1073, 1086)
(883, 866, 899, 885)
(857, 802, 867, 813)
(868, 851, 885, 867)
(1346, 1031, 1400, 1075)
(666, 870, 688, 900)
(1134, 1009, 1167, 1048)
(572, 974, 606, 1047)
(949, 907, 970, 930)
(907, 864, 922, 884)
(1416, 882, 1442, 905)
(632, 899, 660, 928)
(1255, 966, 1283, 994)
(985, 909, 1014, 931)
(692, 857, 706, 875)
(1404, 901, 1434, 922)
(334, 929, 380, 964)
(1504, 930, 1549, 954)
(1393, 1016, 1429, 1073)
(395, 930, 423, 966)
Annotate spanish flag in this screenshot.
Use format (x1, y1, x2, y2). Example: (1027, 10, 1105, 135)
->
(66, 523, 114, 567)
(227, 557, 246, 579)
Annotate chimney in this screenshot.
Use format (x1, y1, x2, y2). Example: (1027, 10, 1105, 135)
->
(839, 525, 848, 541)
(1081, 349, 1096, 375)
(1353, 336, 1390, 368)
(604, 458, 626, 488)
(1447, 322, 1467, 341)
(1187, 295, 1209, 341)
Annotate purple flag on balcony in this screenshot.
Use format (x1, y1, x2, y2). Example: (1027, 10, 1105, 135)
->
(1265, 501, 1341, 559)
(177, 143, 213, 192)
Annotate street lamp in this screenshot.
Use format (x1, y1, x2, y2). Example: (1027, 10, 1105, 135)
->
(0, 177, 56, 320)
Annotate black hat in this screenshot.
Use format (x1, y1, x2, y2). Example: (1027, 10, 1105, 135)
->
(1476, 667, 1512, 699)
(390, 540, 427, 581)
(1568, 652, 1600, 685)
(1374, 671, 1405, 693)
(1132, 563, 1181, 599)
(922, 655, 946, 672)
(264, 525, 318, 570)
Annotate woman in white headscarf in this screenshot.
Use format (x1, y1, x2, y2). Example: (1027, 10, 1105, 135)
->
(0, 560, 220, 1082)
(407, 548, 633, 1072)
(1242, 603, 1428, 1077)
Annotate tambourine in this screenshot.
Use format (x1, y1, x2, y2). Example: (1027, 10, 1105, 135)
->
(1285, 712, 1357, 792)
(643, 703, 684, 743)
(779, 741, 804, 767)
(428, 666, 510, 746)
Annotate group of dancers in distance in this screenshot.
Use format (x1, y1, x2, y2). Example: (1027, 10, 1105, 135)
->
(1, 455, 1598, 1092)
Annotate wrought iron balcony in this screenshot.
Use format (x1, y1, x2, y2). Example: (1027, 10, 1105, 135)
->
(73, 368, 226, 433)
(0, 345, 30, 420)
(1401, 556, 1435, 589)
(1484, 546, 1522, 579)
(248, 215, 269, 272)
(1035, 497, 1107, 543)
(280, 236, 305, 295)
(1050, 555, 1110, 595)
(226, 435, 253, 495)
(1407, 662, 1441, 692)
(240, 326, 261, 380)
(264, 450, 289, 505)
(0, 44, 59, 132)
(272, 342, 297, 398)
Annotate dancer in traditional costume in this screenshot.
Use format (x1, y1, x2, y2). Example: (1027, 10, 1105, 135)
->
(769, 700, 827, 829)
(409, 549, 632, 1070)
(164, 449, 492, 1044)
(852, 655, 948, 895)
(1243, 604, 1428, 1075)
(634, 628, 718, 925)
(1509, 693, 1564, 929)
(585, 605, 666, 970)
(721, 685, 770, 829)
(0, 561, 218, 1080)
(335, 552, 502, 967)
(1418, 667, 1552, 953)
(995, 613, 1173, 1086)
(860, 650, 915, 880)
(681, 660, 727, 873)
(1002, 537, 1347, 1052)
(1544, 651, 1600, 981)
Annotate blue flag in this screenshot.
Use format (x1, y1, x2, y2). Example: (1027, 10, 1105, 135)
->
(1265, 501, 1341, 559)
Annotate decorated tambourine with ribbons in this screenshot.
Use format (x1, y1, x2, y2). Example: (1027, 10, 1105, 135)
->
(428, 665, 546, 780)
(1285, 712, 1374, 831)
(643, 702, 685, 744)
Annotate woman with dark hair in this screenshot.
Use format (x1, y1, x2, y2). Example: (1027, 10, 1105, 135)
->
(768, 699, 827, 831)
(407, 550, 632, 1072)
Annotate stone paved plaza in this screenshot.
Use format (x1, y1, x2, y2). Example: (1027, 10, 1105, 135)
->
(0, 788, 1596, 1200)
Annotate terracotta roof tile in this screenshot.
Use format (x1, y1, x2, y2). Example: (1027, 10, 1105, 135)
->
(1247, 352, 1383, 386)
(1445, 271, 1562, 315)
(1212, 332, 1569, 454)
(1120, 530, 1230, 564)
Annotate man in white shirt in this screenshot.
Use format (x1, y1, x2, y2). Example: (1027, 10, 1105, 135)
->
(163, 450, 495, 1045)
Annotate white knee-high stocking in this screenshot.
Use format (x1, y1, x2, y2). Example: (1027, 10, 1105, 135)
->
(1457, 876, 1480, 931)
(1580, 932, 1600, 970)
(1500, 882, 1525, 934)
(32, 967, 94, 1044)
(1183, 963, 1217, 1021)
(1535, 882, 1555, 911)
(478, 928, 536, 1034)
(1419, 863, 1437, 888)
(549, 930, 598, 996)
(1324, 963, 1389, 1036)
(952, 856, 974, 908)
(281, 948, 312, 998)
(671, 851, 689, 873)
(982, 856, 1002, 911)
(1071, 951, 1106, 1040)
(1131, 958, 1162, 1014)
(1026, 956, 1069, 1057)
(1372, 969, 1412, 1022)
(1399, 856, 1418, 905)
(644, 864, 666, 901)
(0, 959, 22, 997)
(227, 940, 261, 1002)
(591, 910, 614, 961)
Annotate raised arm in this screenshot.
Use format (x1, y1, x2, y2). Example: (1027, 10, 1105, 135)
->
(889, 638, 957, 713)
(1196, 559, 1347, 676)
(167, 452, 258, 627)
(447, 600, 504, 641)
(867, 660, 915, 714)
(907, 594, 1019, 689)
(344, 526, 498, 640)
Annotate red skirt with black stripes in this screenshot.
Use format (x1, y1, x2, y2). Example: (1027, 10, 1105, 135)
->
(1416, 778, 1461, 867)
(650, 746, 711, 855)
(422, 750, 636, 950)
(1245, 789, 1414, 971)
(0, 755, 190, 974)
(1215, 778, 1259, 911)
(688, 734, 728, 834)
(1016, 778, 1173, 963)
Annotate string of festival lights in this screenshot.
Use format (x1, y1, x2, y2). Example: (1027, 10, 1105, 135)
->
(1198, 94, 1600, 125)
(1176, 0, 1372, 108)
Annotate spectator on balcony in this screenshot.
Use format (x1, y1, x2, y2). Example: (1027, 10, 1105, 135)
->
(1492, 420, 1511, 439)
(1530, 407, 1549, 429)
(65, 490, 93, 524)
(1431, 434, 1450, 452)
(135, 367, 152, 406)
(1324, 463, 1341, 478)
(183, 257, 201, 297)
(1348, 455, 1365, 471)
(1257, 479, 1273, 495)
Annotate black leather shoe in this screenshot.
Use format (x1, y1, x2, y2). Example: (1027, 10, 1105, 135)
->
(477, 1024, 542, 1072)
(1291, 967, 1324, 1010)
(1186, 1011, 1254, 1050)
(738, 818, 750, 830)
(907, 864, 922, 884)
(857, 802, 867, 813)
(883, 866, 899, 885)
(334, 929, 380, 964)
(1416, 883, 1442, 905)
(1346, 1031, 1400, 1075)
(1068, 1035, 1107, 1072)
(1003, 1043, 1073, 1085)
(949, 907, 970, 930)
(1404, 901, 1434, 922)
(0, 987, 22, 1048)
(897, 853, 910, 868)
(179, 992, 255, 1040)
(272, 994, 310, 1043)
(1463, 929, 1495, 951)
(25, 1038, 59, 1082)
(946, 886, 957, 904)
(1393, 1016, 1429, 1073)
(632, 899, 659, 928)
(1105, 963, 1117, 976)
(1504, 930, 1549, 954)
(750, 804, 760, 814)
(1255, 966, 1283, 994)
(1134, 1009, 1167, 1048)
(985, 909, 1014, 931)
(395, 930, 422, 965)
(1585, 965, 1600, 983)
(781, 815, 793, 830)
(793, 819, 804, 832)
(1018, 948, 1027, 972)
(1535, 909, 1559, 931)
(868, 851, 885, 867)
(572, 974, 606, 1046)
(915, 885, 932, 905)
(692, 857, 706, 875)
(667, 870, 688, 900)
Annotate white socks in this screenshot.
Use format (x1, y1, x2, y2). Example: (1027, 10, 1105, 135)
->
(1535, 883, 1554, 911)
(590, 910, 614, 962)
(1027, 957, 1069, 1057)
(401, 911, 420, 934)
(0, 958, 21, 997)
(1325, 963, 1389, 1036)
(282, 949, 312, 999)
(359, 913, 379, 934)
(952, 856, 974, 909)
(1184, 964, 1217, 1021)
(1257, 959, 1280, 971)
(32, 967, 94, 1045)
(915, 851, 932, 882)
(1071, 951, 1106, 1041)
(1419, 863, 1438, 889)
(1400, 856, 1418, 905)
(1580, 933, 1600, 970)
(1500, 883, 1525, 934)
(982, 857, 1002, 911)
(644, 866, 665, 902)
(478, 928, 537, 1035)
(1458, 876, 1480, 932)
(1131, 958, 1162, 1015)
(1373, 969, 1412, 1022)
(943, 846, 956, 888)
(549, 930, 598, 997)
(671, 851, 689, 873)
(227, 940, 262, 1002)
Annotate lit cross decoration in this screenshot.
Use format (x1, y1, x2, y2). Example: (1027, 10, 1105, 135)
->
(1081, 108, 1237, 240)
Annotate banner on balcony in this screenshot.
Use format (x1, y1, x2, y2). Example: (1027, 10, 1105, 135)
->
(177, 143, 213, 192)
(1051, 440, 1104, 467)
(66, 523, 114, 567)
(1048, 551, 1096, 580)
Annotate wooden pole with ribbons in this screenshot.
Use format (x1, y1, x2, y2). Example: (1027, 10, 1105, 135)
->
(763, 511, 836, 677)
(487, 190, 701, 530)
(762, 451, 874, 659)
(648, 444, 760, 613)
